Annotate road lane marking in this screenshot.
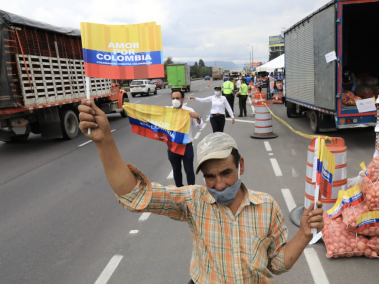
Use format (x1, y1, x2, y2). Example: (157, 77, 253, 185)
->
(225, 118, 255, 124)
(304, 248, 330, 284)
(206, 115, 210, 122)
(264, 141, 272, 151)
(269, 153, 274, 156)
(201, 123, 207, 130)
(292, 167, 298, 178)
(190, 93, 194, 95)
(199, 89, 203, 91)
(78, 141, 92, 147)
(94, 255, 123, 284)
(281, 189, 297, 212)
(194, 132, 201, 140)
(270, 158, 283, 176)
(129, 230, 139, 234)
(167, 170, 173, 179)
(111, 129, 116, 133)
(292, 149, 297, 156)
(248, 97, 255, 113)
(134, 101, 140, 104)
(139, 213, 151, 222)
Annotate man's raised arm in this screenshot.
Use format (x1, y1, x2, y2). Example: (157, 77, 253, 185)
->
(78, 99, 137, 196)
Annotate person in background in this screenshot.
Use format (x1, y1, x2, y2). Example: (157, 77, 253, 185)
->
(342, 66, 357, 93)
(270, 79, 284, 98)
(222, 77, 235, 117)
(166, 91, 203, 187)
(76, 101, 325, 284)
(237, 77, 241, 90)
(255, 75, 263, 93)
(278, 73, 283, 80)
(190, 86, 235, 133)
(237, 78, 248, 117)
(269, 72, 275, 79)
(223, 76, 228, 82)
(246, 74, 252, 85)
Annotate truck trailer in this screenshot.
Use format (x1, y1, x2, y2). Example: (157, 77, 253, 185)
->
(0, 10, 129, 142)
(212, 66, 223, 80)
(167, 64, 191, 92)
(284, 0, 379, 133)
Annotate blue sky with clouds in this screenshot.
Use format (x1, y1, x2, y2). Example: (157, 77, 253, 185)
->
(3, 0, 331, 66)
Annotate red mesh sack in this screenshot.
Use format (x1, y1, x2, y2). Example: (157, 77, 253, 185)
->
(368, 236, 379, 253)
(272, 94, 284, 104)
(363, 77, 379, 86)
(361, 156, 379, 211)
(356, 86, 374, 95)
(341, 202, 379, 236)
(322, 213, 378, 258)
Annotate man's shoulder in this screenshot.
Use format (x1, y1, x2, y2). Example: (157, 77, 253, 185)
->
(247, 189, 278, 205)
(182, 106, 195, 112)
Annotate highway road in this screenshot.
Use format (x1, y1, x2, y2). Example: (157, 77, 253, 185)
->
(1, 79, 378, 284)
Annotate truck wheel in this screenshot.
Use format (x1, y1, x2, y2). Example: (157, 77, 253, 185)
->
(132, 94, 136, 97)
(154, 88, 157, 95)
(147, 89, 150, 96)
(9, 133, 30, 142)
(309, 110, 320, 134)
(60, 109, 79, 139)
(120, 96, 129, 117)
(286, 101, 297, 118)
(187, 86, 191, 92)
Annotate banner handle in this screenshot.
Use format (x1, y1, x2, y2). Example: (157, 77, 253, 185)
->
(85, 76, 91, 135)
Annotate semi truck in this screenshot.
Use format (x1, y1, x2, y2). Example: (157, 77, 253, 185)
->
(0, 10, 129, 142)
(284, 0, 379, 133)
(167, 64, 191, 92)
(212, 66, 223, 80)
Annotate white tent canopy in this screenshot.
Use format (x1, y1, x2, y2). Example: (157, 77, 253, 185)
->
(256, 54, 284, 73)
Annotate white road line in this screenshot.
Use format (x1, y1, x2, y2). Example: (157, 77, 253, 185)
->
(190, 93, 194, 95)
(134, 101, 140, 104)
(292, 167, 299, 178)
(206, 115, 210, 122)
(167, 170, 173, 179)
(111, 129, 116, 133)
(138, 212, 151, 222)
(248, 97, 255, 113)
(270, 158, 283, 176)
(201, 123, 207, 130)
(304, 248, 330, 284)
(264, 141, 272, 151)
(129, 230, 139, 234)
(194, 132, 201, 140)
(78, 140, 92, 147)
(281, 189, 297, 212)
(199, 89, 203, 91)
(269, 153, 274, 156)
(292, 149, 297, 156)
(225, 118, 255, 124)
(94, 255, 123, 284)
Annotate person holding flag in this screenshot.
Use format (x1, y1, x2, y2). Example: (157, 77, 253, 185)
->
(77, 105, 324, 283)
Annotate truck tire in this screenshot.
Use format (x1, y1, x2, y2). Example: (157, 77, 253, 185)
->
(60, 109, 79, 139)
(132, 94, 136, 97)
(146, 89, 150, 96)
(187, 86, 191, 92)
(120, 96, 129, 117)
(309, 110, 320, 134)
(286, 101, 297, 118)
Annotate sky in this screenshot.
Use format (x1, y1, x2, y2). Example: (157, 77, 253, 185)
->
(2, 0, 331, 67)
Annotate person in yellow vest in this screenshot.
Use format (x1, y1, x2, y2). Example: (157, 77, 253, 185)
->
(222, 77, 235, 118)
(237, 78, 248, 117)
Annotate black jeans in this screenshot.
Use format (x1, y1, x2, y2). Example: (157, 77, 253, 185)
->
(223, 94, 234, 117)
(210, 115, 226, 133)
(167, 143, 195, 187)
(239, 95, 248, 116)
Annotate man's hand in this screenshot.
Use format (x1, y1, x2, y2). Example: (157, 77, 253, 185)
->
(300, 201, 324, 240)
(232, 118, 235, 124)
(189, 112, 200, 120)
(78, 98, 112, 143)
(236, 92, 240, 95)
(189, 96, 196, 100)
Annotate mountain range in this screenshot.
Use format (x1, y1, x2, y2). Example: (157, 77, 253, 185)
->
(186, 61, 243, 70)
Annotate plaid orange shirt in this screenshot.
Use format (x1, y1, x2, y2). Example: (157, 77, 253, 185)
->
(117, 165, 290, 284)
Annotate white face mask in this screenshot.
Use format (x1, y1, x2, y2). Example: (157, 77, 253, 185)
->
(172, 99, 181, 108)
(215, 91, 221, 96)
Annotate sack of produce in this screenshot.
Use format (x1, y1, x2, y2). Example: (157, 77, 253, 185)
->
(356, 78, 363, 86)
(361, 156, 379, 210)
(363, 77, 379, 86)
(347, 171, 365, 189)
(356, 86, 374, 96)
(272, 94, 284, 104)
(368, 236, 379, 253)
(342, 91, 361, 106)
(356, 211, 379, 238)
(322, 213, 378, 258)
(342, 202, 369, 233)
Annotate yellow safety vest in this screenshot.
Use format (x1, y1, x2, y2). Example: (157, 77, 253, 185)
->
(239, 83, 248, 95)
(222, 81, 234, 95)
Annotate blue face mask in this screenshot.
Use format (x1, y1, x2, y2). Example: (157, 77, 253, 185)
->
(215, 91, 221, 96)
(204, 164, 241, 206)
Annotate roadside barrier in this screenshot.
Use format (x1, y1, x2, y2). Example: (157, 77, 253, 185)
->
(254, 92, 265, 106)
(290, 137, 347, 227)
(250, 101, 278, 139)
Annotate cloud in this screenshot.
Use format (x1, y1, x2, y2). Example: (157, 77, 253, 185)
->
(2, 0, 331, 66)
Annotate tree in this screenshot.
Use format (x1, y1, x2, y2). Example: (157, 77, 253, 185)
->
(199, 59, 205, 67)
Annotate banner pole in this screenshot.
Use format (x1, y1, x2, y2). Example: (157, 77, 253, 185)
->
(85, 76, 91, 135)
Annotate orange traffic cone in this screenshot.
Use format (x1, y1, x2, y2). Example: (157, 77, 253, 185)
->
(208, 82, 210, 87)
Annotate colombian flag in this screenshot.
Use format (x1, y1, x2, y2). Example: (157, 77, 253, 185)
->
(123, 103, 191, 155)
(319, 140, 335, 200)
(80, 22, 164, 79)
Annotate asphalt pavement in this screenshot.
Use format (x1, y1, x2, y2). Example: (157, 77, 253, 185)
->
(1, 80, 378, 284)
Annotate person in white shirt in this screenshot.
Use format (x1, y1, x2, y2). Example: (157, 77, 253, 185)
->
(189, 86, 235, 133)
(237, 78, 241, 89)
(168, 91, 203, 187)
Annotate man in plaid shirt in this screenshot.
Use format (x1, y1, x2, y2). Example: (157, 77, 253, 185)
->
(79, 99, 324, 284)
